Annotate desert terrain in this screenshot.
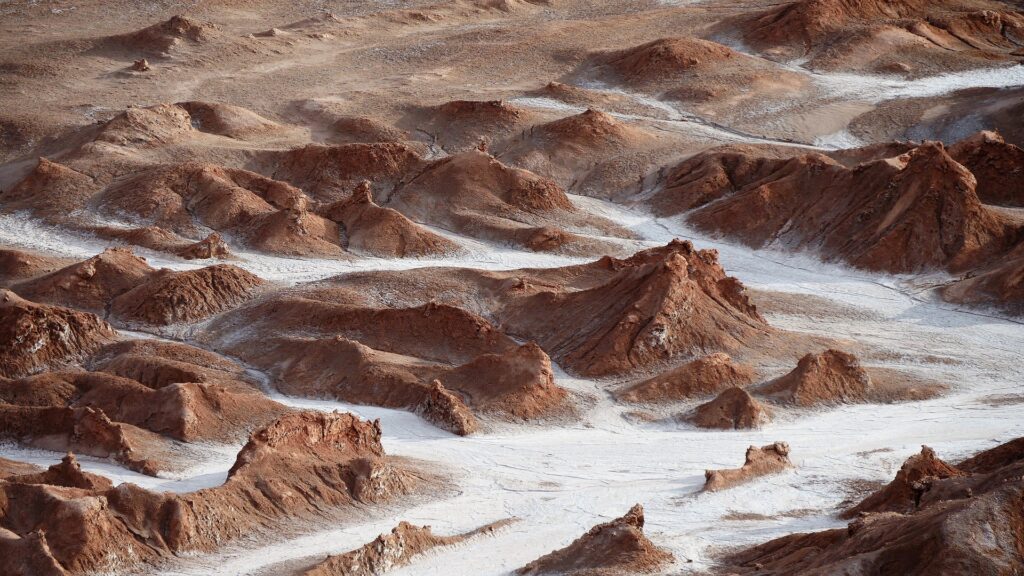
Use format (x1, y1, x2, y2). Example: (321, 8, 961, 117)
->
(1, 0, 1023, 574)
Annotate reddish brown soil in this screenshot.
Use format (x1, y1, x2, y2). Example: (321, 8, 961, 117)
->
(517, 504, 673, 575)
(401, 99, 539, 153)
(704, 442, 793, 491)
(615, 353, 757, 403)
(0, 248, 72, 285)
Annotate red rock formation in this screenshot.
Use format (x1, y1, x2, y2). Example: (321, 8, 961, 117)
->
(407, 99, 536, 152)
(0, 404, 158, 474)
(704, 442, 793, 491)
(97, 161, 343, 256)
(266, 142, 426, 202)
(504, 240, 769, 376)
(941, 243, 1024, 315)
(0, 157, 97, 220)
(948, 130, 1024, 206)
(0, 248, 70, 285)
(303, 519, 515, 576)
(7, 453, 112, 491)
(689, 387, 771, 430)
(843, 446, 965, 518)
(320, 181, 462, 257)
(958, 437, 1024, 473)
(89, 339, 256, 390)
(517, 504, 673, 575)
(416, 380, 479, 436)
(659, 142, 1019, 273)
(109, 264, 262, 326)
(616, 353, 757, 403)
(0, 412, 415, 575)
(1, 370, 288, 442)
(721, 439, 1024, 575)
(596, 37, 738, 83)
(742, 0, 1024, 73)
(0, 290, 116, 378)
(12, 247, 154, 314)
(177, 101, 280, 139)
(176, 232, 231, 259)
(107, 15, 217, 54)
(760, 350, 873, 406)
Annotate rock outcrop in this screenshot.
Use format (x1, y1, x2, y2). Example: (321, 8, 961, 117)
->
(109, 264, 263, 326)
(689, 387, 770, 430)
(616, 353, 757, 403)
(704, 442, 793, 491)
(843, 446, 965, 518)
(720, 439, 1024, 575)
(0, 412, 415, 575)
(948, 130, 1024, 207)
(0, 290, 116, 378)
(320, 181, 461, 257)
(517, 504, 673, 575)
(303, 519, 514, 576)
(760, 350, 873, 406)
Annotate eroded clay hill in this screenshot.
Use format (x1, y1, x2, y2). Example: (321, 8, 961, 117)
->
(720, 438, 1024, 575)
(583, 37, 806, 110)
(0, 412, 421, 575)
(9, 247, 263, 326)
(517, 504, 673, 575)
(0, 333, 290, 473)
(741, 0, 1024, 75)
(656, 138, 1024, 277)
(386, 149, 632, 254)
(0, 290, 115, 378)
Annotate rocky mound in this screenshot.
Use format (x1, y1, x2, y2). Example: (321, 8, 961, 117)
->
(109, 264, 263, 326)
(5, 453, 112, 491)
(0, 248, 70, 285)
(494, 109, 664, 197)
(176, 232, 232, 259)
(12, 247, 154, 314)
(704, 442, 793, 491)
(0, 157, 97, 222)
(689, 387, 771, 430)
(585, 37, 806, 106)
(615, 353, 757, 403)
(760, 349, 872, 406)
(388, 150, 627, 253)
(417, 380, 479, 436)
(517, 504, 673, 575)
(303, 519, 514, 576)
(97, 162, 345, 257)
(403, 99, 538, 152)
(177, 101, 281, 139)
(721, 439, 1024, 575)
(1, 370, 288, 442)
(0, 290, 116, 378)
(742, 0, 1024, 74)
(264, 142, 427, 202)
(843, 445, 965, 517)
(0, 411, 416, 575)
(502, 241, 770, 376)
(320, 181, 462, 257)
(942, 243, 1024, 314)
(106, 15, 218, 55)
(658, 141, 1020, 273)
(948, 130, 1024, 206)
(0, 404, 160, 474)
(89, 339, 257, 390)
